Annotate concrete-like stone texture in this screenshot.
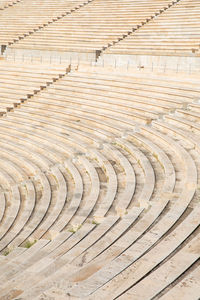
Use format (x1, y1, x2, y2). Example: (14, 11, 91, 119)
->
(0, 0, 200, 299)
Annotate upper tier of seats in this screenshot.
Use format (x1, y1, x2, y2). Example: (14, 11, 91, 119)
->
(4, 0, 200, 72)
(0, 63, 199, 299)
(6, 0, 173, 55)
(104, 0, 200, 56)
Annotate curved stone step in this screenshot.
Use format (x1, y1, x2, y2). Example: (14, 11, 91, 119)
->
(47, 159, 83, 236)
(0, 180, 35, 251)
(92, 206, 200, 299)
(10, 200, 168, 299)
(30, 166, 67, 240)
(159, 264, 200, 300)
(8, 173, 51, 247)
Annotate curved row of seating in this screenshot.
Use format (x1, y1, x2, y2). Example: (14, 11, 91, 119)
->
(0, 66, 199, 299)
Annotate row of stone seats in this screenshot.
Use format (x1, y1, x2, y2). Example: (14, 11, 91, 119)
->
(0, 61, 69, 115)
(0, 0, 89, 46)
(159, 264, 200, 300)
(5, 0, 174, 63)
(0, 66, 199, 299)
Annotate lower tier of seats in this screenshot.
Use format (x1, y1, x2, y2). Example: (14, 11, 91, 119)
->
(0, 65, 199, 299)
